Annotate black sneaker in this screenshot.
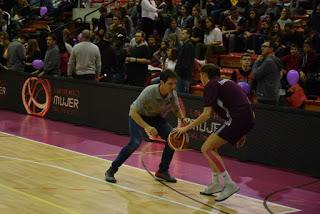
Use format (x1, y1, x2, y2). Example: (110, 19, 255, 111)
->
(105, 168, 117, 183)
(155, 171, 177, 183)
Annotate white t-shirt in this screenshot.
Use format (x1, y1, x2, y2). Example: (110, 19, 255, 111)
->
(204, 27, 223, 46)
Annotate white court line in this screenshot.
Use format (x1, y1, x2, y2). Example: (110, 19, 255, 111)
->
(0, 154, 218, 214)
(0, 131, 300, 213)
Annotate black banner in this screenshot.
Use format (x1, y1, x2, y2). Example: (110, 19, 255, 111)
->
(1, 71, 320, 177)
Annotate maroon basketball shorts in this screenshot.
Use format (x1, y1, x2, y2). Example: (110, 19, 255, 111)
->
(216, 109, 255, 145)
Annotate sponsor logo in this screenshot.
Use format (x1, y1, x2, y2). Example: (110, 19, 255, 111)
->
(21, 77, 51, 117)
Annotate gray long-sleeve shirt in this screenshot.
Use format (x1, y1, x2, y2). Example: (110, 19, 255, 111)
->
(252, 55, 282, 102)
(7, 40, 26, 72)
(67, 41, 101, 77)
(44, 44, 60, 75)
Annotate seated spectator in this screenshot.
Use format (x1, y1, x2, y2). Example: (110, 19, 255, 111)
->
(250, 0, 268, 18)
(151, 48, 177, 84)
(277, 7, 292, 31)
(152, 41, 169, 66)
(243, 9, 260, 53)
(195, 17, 223, 62)
(190, 17, 204, 47)
(109, 15, 127, 40)
(222, 6, 246, 52)
(231, 53, 254, 84)
(265, 0, 281, 22)
(281, 44, 301, 73)
(148, 35, 160, 56)
(177, 5, 193, 28)
(163, 17, 181, 41)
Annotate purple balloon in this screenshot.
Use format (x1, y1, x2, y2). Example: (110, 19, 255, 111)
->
(40, 6, 48, 17)
(287, 69, 299, 86)
(32, 59, 44, 70)
(238, 82, 251, 94)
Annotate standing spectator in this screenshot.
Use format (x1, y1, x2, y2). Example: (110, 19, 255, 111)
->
(7, 34, 26, 72)
(162, 17, 181, 41)
(141, 0, 158, 38)
(175, 28, 195, 93)
(67, 30, 101, 81)
(252, 40, 282, 105)
(96, 32, 117, 82)
(38, 34, 60, 77)
(231, 53, 254, 84)
(125, 31, 151, 86)
(25, 39, 41, 73)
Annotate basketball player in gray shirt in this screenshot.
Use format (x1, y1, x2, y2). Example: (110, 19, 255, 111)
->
(105, 70, 188, 183)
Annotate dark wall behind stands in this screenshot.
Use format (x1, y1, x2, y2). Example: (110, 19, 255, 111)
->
(1, 71, 320, 177)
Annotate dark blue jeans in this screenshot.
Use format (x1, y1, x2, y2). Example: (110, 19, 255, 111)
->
(111, 115, 174, 173)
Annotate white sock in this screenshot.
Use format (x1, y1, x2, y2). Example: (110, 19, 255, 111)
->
(220, 170, 234, 184)
(211, 172, 219, 184)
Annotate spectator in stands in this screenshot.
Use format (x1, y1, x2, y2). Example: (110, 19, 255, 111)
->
(7, 34, 26, 72)
(125, 31, 151, 86)
(177, 5, 193, 28)
(175, 28, 194, 93)
(252, 40, 282, 105)
(163, 17, 181, 41)
(126, 0, 139, 26)
(141, 0, 158, 38)
(63, 28, 73, 55)
(56, 32, 69, 77)
(196, 17, 223, 62)
(152, 40, 168, 66)
(147, 35, 159, 56)
(281, 44, 301, 73)
(38, 34, 60, 77)
(109, 15, 127, 40)
(113, 33, 127, 84)
(265, 0, 281, 22)
(235, 0, 249, 17)
(190, 17, 204, 48)
(250, 0, 268, 18)
(25, 39, 41, 73)
(222, 6, 246, 52)
(243, 9, 260, 53)
(167, 33, 181, 50)
(0, 32, 9, 66)
(231, 53, 254, 85)
(97, 6, 110, 32)
(277, 7, 292, 31)
(191, 5, 201, 27)
(310, 3, 320, 53)
(206, 0, 231, 25)
(300, 40, 318, 93)
(97, 32, 117, 82)
(67, 30, 101, 81)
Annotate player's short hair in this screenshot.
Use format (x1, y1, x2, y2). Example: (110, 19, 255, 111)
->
(201, 63, 221, 79)
(160, 69, 177, 83)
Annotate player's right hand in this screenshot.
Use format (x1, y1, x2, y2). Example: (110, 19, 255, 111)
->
(145, 126, 158, 137)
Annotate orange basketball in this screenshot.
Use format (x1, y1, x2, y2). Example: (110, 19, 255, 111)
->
(168, 131, 189, 151)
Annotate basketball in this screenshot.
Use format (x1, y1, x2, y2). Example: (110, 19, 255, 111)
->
(168, 131, 189, 151)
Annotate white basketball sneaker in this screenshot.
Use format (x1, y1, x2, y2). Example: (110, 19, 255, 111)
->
(215, 182, 239, 202)
(200, 183, 223, 195)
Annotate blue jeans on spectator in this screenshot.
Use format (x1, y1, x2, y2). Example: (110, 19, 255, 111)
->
(111, 116, 174, 173)
(177, 77, 191, 93)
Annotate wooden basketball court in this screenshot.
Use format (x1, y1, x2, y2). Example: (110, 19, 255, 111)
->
(0, 132, 299, 214)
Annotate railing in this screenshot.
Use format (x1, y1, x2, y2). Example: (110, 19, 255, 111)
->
(3, 11, 10, 27)
(51, 17, 83, 33)
(83, 0, 116, 23)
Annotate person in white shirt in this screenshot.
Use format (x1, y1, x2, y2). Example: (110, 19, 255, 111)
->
(141, 0, 158, 38)
(196, 17, 224, 62)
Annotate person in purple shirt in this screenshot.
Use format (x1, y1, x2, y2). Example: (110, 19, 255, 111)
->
(175, 63, 255, 202)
